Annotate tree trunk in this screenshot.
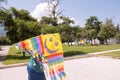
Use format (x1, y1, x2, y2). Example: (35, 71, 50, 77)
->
(0, 47, 2, 51)
(90, 39, 93, 45)
(100, 40, 104, 44)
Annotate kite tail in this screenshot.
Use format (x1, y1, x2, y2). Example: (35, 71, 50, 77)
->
(55, 65, 67, 80)
(48, 64, 66, 80)
(57, 71, 67, 80)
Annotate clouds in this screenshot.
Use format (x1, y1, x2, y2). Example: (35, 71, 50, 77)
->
(30, 1, 58, 21)
(30, 2, 50, 21)
(30, 2, 81, 26)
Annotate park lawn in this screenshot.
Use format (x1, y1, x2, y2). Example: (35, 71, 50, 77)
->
(98, 51, 120, 59)
(3, 46, 30, 65)
(3, 44, 120, 65)
(63, 44, 120, 57)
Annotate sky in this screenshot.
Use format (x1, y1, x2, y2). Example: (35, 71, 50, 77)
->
(3, 0, 120, 27)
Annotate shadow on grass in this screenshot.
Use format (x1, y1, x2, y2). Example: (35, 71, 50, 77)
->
(5, 55, 30, 60)
(64, 51, 87, 57)
(5, 51, 87, 60)
(4, 52, 30, 61)
(0, 56, 6, 61)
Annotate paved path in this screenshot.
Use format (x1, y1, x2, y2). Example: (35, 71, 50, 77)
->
(0, 46, 11, 65)
(65, 57, 120, 80)
(89, 49, 120, 55)
(0, 57, 120, 80)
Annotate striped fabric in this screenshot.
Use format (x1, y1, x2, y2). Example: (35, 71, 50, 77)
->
(14, 33, 66, 80)
(15, 35, 43, 54)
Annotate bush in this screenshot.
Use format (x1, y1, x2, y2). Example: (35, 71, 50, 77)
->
(0, 36, 11, 45)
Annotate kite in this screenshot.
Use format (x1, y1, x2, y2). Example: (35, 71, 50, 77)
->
(14, 33, 66, 80)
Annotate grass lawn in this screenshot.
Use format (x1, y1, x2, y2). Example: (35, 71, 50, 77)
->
(98, 51, 120, 59)
(3, 47, 30, 65)
(3, 44, 120, 65)
(63, 44, 120, 57)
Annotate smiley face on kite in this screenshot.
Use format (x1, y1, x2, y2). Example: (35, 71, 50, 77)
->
(43, 33, 62, 56)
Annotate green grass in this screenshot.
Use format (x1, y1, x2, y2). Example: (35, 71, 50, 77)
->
(63, 44, 120, 57)
(2, 44, 120, 65)
(3, 47, 30, 65)
(98, 51, 120, 59)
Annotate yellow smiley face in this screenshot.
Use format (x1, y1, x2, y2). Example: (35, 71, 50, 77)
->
(42, 33, 63, 56)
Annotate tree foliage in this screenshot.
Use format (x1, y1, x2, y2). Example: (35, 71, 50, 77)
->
(58, 16, 75, 45)
(40, 16, 58, 26)
(115, 32, 120, 41)
(84, 16, 102, 44)
(0, 5, 120, 45)
(40, 0, 62, 19)
(0, 7, 41, 43)
(98, 18, 117, 44)
(0, 0, 7, 10)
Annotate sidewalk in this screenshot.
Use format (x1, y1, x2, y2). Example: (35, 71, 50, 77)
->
(0, 45, 120, 69)
(0, 46, 11, 66)
(89, 49, 120, 55)
(1, 57, 120, 80)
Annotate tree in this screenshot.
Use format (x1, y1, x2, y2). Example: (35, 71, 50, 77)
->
(0, 0, 7, 3)
(87, 29, 97, 45)
(98, 18, 117, 44)
(0, 9, 14, 38)
(40, 0, 62, 20)
(0, 36, 11, 45)
(10, 7, 37, 21)
(41, 25, 59, 34)
(0, 0, 7, 9)
(0, 7, 40, 43)
(84, 16, 101, 44)
(58, 16, 74, 45)
(115, 32, 120, 41)
(16, 20, 41, 41)
(39, 16, 59, 34)
(115, 24, 120, 43)
(40, 16, 58, 26)
(72, 26, 83, 40)
(116, 24, 120, 32)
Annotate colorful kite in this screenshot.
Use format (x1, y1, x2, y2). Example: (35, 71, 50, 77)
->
(14, 33, 66, 80)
